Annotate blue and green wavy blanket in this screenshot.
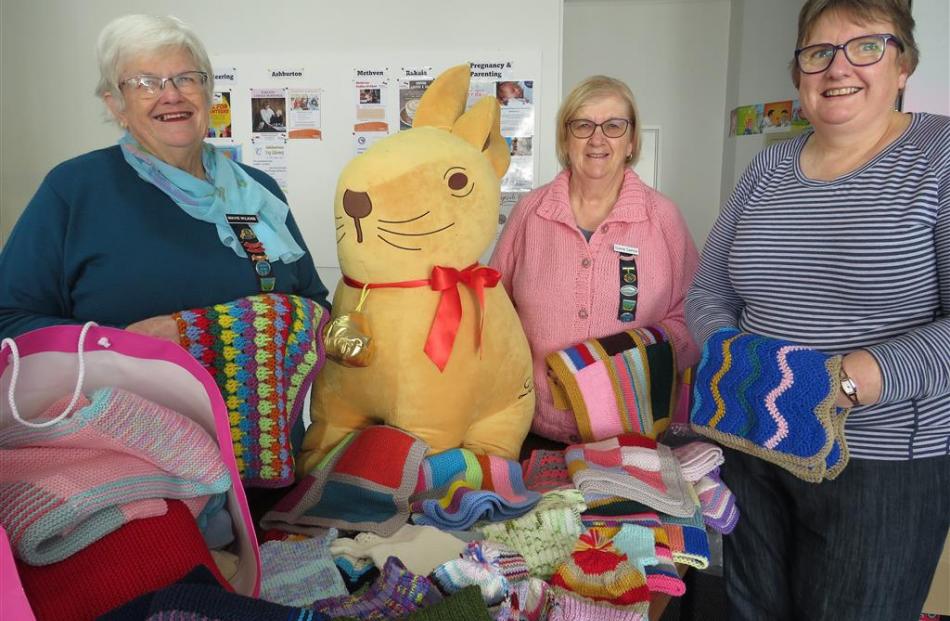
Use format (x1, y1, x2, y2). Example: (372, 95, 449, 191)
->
(689, 328, 850, 482)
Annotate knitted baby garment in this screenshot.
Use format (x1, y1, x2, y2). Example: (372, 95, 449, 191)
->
(690, 327, 850, 482)
(0, 387, 231, 565)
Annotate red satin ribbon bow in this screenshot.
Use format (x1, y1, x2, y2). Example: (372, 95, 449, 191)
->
(343, 263, 501, 372)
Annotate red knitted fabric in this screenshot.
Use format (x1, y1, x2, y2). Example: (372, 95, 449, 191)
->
(549, 528, 649, 607)
(15, 500, 229, 621)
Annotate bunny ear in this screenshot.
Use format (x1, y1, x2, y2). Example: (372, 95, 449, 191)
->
(412, 64, 471, 130)
(452, 96, 511, 178)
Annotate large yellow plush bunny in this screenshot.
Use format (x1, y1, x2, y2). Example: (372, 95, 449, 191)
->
(298, 65, 535, 474)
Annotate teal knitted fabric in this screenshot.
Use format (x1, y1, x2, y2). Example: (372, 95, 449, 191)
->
(690, 327, 850, 482)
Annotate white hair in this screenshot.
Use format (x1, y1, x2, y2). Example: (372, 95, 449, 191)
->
(95, 14, 214, 113)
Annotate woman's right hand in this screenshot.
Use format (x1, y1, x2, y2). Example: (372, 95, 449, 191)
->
(126, 314, 179, 343)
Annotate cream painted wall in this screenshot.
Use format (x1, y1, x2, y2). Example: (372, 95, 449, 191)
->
(719, 0, 803, 197)
(563, 0, 732, 244)
(904, 0, 950, 116)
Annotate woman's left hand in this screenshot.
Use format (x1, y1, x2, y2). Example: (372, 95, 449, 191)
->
(126, 314, 180, 343)
(837, 349, 883, 408)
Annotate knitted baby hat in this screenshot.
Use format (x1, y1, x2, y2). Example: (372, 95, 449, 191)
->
(259, 528, 348, 606)
(431, 540, 529, 605)
(175, 293, 328, 487)
(18, 500, 229, 621)
(0, 387, 230, 565)
(549, 528, 650, 609)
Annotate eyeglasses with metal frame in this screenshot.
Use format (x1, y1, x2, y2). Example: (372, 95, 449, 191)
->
(119, 71, 209, 97)
(794, 33, 904, 74)
(566, 118, 631, 139)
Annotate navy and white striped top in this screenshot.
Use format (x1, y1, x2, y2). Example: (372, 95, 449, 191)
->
(687, 113, 950, 460)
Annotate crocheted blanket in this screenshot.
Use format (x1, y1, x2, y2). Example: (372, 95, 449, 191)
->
(565, 434, 698, 518)
(175, 293, 327, 487)
(690, 327, 850, 482)
(410, 449, 541, 531)
(546, 325, 678, 442)
(261, 425, 428, 537)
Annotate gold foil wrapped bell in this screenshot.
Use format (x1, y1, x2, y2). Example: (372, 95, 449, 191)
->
(323, 286, 375, 367)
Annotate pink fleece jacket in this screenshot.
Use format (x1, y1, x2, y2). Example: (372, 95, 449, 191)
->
(490, 168, 700, 443)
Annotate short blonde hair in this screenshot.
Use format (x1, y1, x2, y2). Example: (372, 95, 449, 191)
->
(791, 0, 918, 88)
(556, 75, 641, 170)
(95, 14, 214, 113)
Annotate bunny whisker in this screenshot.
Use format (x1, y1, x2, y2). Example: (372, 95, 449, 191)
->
(377, 222, 455, 237)
(335, 224, 344, 231)
(377, 234, 421, 251)
(336, 232, 346, 243)
(378, 211, 430, 224)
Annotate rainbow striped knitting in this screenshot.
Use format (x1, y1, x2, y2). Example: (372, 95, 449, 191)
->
(546, 325, 678, 442)
(690, 327, 850, 482)
(175, 294, 327, 487)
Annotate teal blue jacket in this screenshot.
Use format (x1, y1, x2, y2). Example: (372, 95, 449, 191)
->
(0, 146, 329, 340)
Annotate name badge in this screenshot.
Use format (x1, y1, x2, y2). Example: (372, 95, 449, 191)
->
(613, 243, 639, 256)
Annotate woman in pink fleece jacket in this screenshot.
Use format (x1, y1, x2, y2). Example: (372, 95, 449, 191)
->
(490, 76, 700, 444)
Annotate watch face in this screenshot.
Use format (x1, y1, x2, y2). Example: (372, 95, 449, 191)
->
(841, 378, 857, 395)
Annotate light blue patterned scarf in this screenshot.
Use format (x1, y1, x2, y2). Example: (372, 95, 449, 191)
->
(119, 133, 304, 263)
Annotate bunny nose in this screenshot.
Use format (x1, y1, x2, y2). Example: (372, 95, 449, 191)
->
(342, 190, 372, 243)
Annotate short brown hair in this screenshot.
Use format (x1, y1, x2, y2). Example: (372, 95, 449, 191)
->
(790, 0, 918, 88)
(555, 76, 640, 170)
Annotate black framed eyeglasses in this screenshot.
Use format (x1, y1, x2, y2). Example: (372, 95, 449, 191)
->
(794, 33, 904, 74)
(566, 118, 631, 139)
(119, 71, 209, 98)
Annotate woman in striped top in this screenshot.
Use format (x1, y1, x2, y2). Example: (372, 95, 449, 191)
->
(686, 1, 949, 619)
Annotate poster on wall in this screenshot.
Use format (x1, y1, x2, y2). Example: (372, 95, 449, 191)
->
(250, 139, 288, 192)
(495, 80, 534, 140)
(288, 89, 322, 139)
(397, 66, 433, 131)
(399, 80, 432, 130)
(731, 99, 811, 137)
(762, 100, 793, 133)
(503, 136, 533, 191)
(734, 104, 762, 135)
(251, 87, 288, 139)
(467, 75, 536, 192)
(207, 91, 232, 139)
(353, 67, 390, 155)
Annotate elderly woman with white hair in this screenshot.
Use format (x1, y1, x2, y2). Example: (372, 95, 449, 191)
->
(0, 14, 329, 341)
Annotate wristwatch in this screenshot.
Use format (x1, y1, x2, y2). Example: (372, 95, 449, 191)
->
(839, 368, 860, 406)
